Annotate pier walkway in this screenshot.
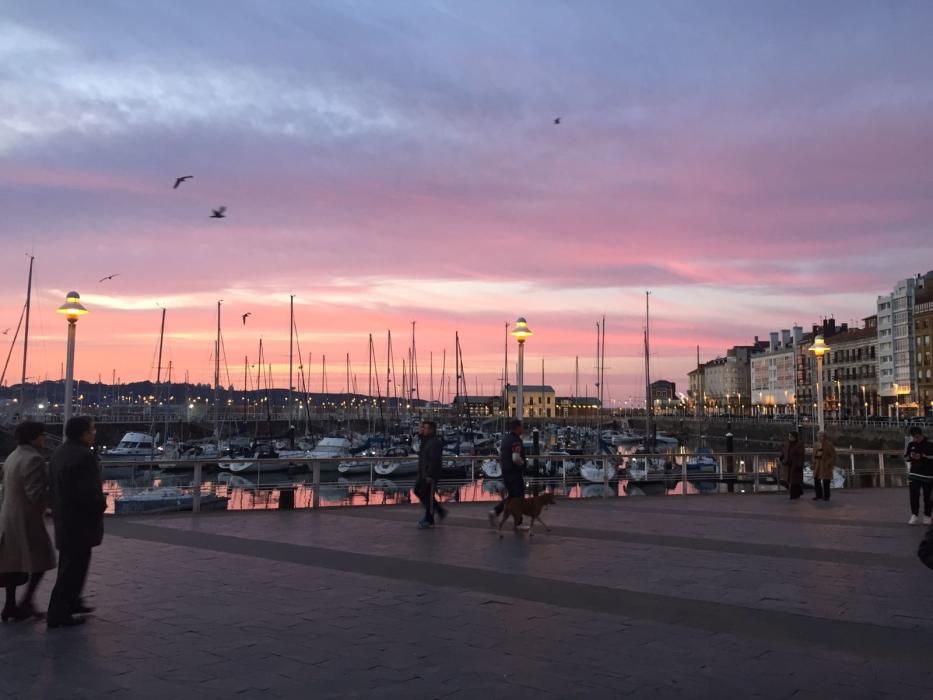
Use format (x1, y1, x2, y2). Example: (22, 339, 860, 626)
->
(1, 489, 931, 698)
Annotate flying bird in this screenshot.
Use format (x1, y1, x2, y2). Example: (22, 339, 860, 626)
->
(211, 206, 227, 218)
(554, 117, 561, 125)
(2, 329, 9, 335)
(98, 274, 120, 283)
(173, 175, 193, 189)
(242, 312, 252, 326)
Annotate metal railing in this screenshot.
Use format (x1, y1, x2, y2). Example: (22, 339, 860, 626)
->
(94, 448, 915, 515)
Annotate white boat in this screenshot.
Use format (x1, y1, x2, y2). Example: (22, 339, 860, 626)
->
(373, 446, 419, 476)
(686, 449, 718, 473)
(481, 458, 502, 478)
(579, 460, 619, 483)
(308, 437, 353, 469)
(544, 452, 577, 477)
(102, 432, 160, 463)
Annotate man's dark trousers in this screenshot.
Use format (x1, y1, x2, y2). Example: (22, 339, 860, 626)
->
(47, 548, 91, 622)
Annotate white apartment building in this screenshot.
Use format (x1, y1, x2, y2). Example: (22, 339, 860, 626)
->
(750, 329, 801, 415)
(877, 273, 933, 412)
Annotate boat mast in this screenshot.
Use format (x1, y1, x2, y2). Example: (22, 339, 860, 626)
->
(289, 294, 294, 427)
(156, 307, 166, 385)
(601, 314, 606, 409)
(20, 255, 34, 407)
(411, 321, 419, 402)
(645, 291, 653, 449)
(345, 352, 351, 435)
(213, 300, 221, 446)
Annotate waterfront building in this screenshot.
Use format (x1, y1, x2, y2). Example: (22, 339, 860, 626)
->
(795, 319, 849, 421)
(823, 317, 878, 419)
(750, 329, 801, 416)
(876, 271, 933, 415)
(915, 286, 933, 417)
(502, 384, 557, 418)
(555, 395, 601, 418)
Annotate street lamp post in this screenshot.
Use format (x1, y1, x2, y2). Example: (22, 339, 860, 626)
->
(510, 317, 532, 419)
(861, 385, 867, 425)
(808, 336, 830, 432)
(56, 291, 88, 439)
(893, 383, 900, 423)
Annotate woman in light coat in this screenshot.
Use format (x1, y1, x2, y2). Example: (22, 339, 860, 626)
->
(0, 421, 56, 621)
(812, 430, 837, 502)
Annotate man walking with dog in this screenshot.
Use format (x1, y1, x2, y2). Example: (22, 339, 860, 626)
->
(489, 419, 526, 527)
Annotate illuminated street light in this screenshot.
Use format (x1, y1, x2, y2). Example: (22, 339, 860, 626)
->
(56, 291, 88, 438)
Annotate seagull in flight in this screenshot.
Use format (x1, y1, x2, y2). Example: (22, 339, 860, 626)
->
(2, 329, 9, 335)
(554, 117, 561, 125)
(242, 312, 252, 326)
(211, 206, 226, 219)
(98, 274, 120, 283)
(173, 175, 193, 189)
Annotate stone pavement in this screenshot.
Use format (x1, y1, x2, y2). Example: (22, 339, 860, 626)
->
(1, 489, 932, 699)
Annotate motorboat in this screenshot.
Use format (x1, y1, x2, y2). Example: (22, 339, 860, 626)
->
(101, 432, 160, 463)
(481, 458, 502, 478)
(544, 452, 577, 477)
(579, 460, 620, 484)
(337, 448, 379, 476)
(373, 446, 418, 476)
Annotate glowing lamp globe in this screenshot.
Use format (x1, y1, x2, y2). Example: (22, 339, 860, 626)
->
(57, 291, 88, 322)
(510, 317, 533, 343)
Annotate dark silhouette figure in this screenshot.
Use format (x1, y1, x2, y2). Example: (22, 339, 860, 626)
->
(210, 206, 226, 218)
(173, 175, 193, 189)
(47, 416, 106, 629)
(97, 274, 119, 283)
(554, 117, 561, 125)
(241, 312, 252, 326)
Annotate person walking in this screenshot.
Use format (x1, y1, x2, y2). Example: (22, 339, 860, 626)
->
(414, 420, 446, 529)
(904, 426, 933, 525)
(779, 431, 805, 500)
(489, 419, 526, 526)
(46, 416, 106, 629)
(0, 421, 56, 622)
(812, 430, 836, 502)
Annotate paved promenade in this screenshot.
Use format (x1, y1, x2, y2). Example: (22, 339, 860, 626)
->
(1, 489, 931, 699)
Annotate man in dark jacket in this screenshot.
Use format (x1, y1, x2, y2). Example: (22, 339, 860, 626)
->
(489, 419, 526, 526)
(47, 416, 106, 628)
(415, 421, 446, 529)
(905, 426, 933, 525)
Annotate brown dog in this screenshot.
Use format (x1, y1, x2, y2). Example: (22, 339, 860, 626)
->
(498, 492, 556, 537)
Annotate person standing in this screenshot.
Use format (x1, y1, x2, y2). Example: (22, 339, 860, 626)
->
(779, 431, 805, 500)
(812, 430, 837, 502)
(0, 421, 56, 622)
(904, 426, 933, 525)
(46, 416, 106, 629)
(489, 419, 526, 526)
(415, 420, 446, 529)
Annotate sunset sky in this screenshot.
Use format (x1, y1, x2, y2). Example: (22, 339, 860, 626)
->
(2, 1, 932, 404)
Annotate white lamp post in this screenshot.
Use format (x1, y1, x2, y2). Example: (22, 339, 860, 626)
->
(56, 291, 88, 438)
(510, 317, 532, 419)
(808, 335, 830, 432)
